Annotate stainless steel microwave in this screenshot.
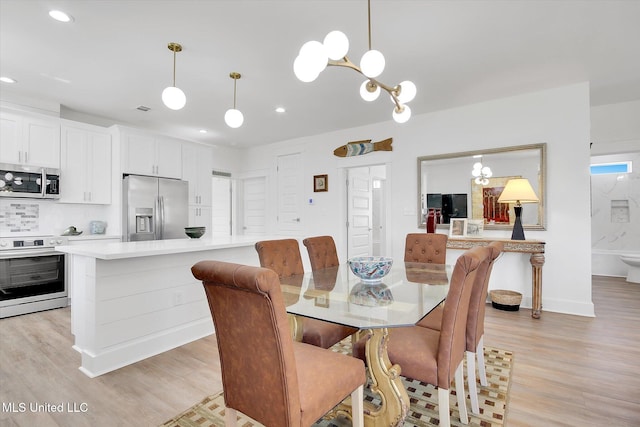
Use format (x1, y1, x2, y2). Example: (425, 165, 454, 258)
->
(0, 163, 60, 199)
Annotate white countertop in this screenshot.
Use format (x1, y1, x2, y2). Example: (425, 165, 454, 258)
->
(56, 235, 286, 260)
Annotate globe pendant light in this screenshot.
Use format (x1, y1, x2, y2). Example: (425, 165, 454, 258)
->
(162, 42, 186, 110)
(224, 72, 244, 128)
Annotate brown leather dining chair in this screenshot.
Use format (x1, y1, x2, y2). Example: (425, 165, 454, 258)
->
(302, 236, 358, 347)
(417, 241, 504, 415)
(192, 260, 365, 427)
(404, 233, 448, 264)
(256, 238, 354, 349)
(353, 246, 490, 427)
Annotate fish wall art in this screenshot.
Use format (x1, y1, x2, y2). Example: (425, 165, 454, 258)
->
(333, 137, 393, 157)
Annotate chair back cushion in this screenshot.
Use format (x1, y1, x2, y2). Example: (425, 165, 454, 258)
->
(404, 233, 448, 264)
(467, 241, 504, 349)
(303, 235, 340, 270)
(437, 246, 491, 387)
(191, 261, 302, 427)
(255, 239, 304, 277)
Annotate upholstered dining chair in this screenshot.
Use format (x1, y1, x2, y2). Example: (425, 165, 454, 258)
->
(302, 236, 359, 348)
(192, 260, 365, 427)
(417, 241, 504, 415)
(255, 238, 354, 349)
(404, 233, 448, 264)
(353, 246, 490, 427)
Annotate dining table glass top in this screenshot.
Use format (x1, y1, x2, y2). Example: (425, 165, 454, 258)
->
(279, 262, 451, 330)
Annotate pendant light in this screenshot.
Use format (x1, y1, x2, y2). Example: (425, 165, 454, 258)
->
(293, 0, 415, 123)
(224, 72, 244, 128)
(162, 42, 186, 110)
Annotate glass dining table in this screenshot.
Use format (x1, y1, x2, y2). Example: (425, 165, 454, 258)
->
(279, 261, 452, 427)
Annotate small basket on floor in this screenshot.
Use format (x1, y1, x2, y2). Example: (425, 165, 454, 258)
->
(490, 290, 522, 311)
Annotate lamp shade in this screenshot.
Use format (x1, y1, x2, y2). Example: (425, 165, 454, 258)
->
(224, 108, 244, 128)
(497, 178, 539, 204)
(162, 86, 186, 110)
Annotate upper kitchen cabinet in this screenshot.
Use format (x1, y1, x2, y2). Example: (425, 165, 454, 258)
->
(59, 121, 112, 204)
(182, 142, 213, 206)
(0, 110, 61, 168)
(121, 130, 181, 179)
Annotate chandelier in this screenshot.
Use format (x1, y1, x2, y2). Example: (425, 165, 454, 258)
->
(293, 0, 416, 123)
(471, 157, 493, 185)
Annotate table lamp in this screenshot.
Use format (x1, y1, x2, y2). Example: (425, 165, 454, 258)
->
(497, 178, 539, 240)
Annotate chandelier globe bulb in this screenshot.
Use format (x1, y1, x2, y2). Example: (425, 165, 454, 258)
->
(225, 108, 244, 128)
(392, 104, 411, 123)
(323, 31, 349, 60)
(360, 49, 385, 78)
(397, 80, 417, 103)
(360, 80, 380, 101)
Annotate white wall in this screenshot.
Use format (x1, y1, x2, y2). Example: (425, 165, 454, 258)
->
(240, 83, 594, 317)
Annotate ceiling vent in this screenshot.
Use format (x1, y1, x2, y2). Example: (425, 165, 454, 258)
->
(136, 105, 151, 112)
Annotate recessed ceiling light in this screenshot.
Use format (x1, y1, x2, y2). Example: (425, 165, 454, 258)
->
(0, 77, 17, 84)
(275, 107, 286, 113)
(49, 10, 74, 23)
(199, 129, 207, 134)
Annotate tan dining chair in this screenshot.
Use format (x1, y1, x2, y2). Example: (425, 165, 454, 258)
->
(353, 246, 490, 427)
(302, 236, 359, 348)
(192, 260, 365, 427)
(417, 241, 503, 414)
(404, 233, 448, 264)
(256, 238, 355, 349)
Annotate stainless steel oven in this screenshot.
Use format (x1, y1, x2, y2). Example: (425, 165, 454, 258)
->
(0, 235, 68, 318)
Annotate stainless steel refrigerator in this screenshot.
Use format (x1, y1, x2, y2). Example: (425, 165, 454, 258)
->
(122, 175, 188, 241)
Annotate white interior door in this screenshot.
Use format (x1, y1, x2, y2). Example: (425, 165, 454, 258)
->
(242, 176, 266, 235)
(211, 176, 232, 237)
(277, 153, 303, 235)
(347, 167, 373, 258)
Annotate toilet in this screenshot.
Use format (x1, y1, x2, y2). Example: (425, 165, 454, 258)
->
(620, 254, 640, 283)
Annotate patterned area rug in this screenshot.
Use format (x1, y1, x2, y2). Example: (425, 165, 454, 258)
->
(161, 341, 513, 427)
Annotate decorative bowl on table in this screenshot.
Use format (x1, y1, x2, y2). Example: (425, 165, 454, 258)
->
(347, 256, 393, 284)
(185, 226, 206, 239)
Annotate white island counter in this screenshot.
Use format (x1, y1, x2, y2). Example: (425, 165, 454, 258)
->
(56, 235, 283, 377)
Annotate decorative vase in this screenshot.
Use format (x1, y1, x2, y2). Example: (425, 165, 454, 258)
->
(426, 209, 436, 233)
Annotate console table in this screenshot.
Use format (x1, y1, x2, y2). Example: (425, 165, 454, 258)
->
(447, 238, 546, 318)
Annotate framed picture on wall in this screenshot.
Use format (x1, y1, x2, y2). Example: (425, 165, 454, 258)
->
(449, 218, 467, 237)
(314, 174, 328, 192)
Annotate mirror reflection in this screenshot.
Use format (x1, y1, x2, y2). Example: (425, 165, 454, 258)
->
(418, 143, 546, 231)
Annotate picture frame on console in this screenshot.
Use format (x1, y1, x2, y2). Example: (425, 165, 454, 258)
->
(467, 219, 484, 237)
(449, 218, 467, 237)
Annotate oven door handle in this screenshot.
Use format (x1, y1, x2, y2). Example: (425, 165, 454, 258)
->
(0, 249, 62, 259)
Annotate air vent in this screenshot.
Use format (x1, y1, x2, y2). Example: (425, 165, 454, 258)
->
(212, 170, 232, 177)
(136, 105, 151, 112)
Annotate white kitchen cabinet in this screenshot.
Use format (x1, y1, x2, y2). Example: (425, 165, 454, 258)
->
(122, 131, 182, 179)
(182, 142, 213, 205)
(59, 121, 112, 204)
(188, 205, 212, 228)
(0, 110, 60, 168)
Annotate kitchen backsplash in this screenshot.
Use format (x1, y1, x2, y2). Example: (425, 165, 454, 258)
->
(0, 199, 117, 237)
(0, 203, 39, 233)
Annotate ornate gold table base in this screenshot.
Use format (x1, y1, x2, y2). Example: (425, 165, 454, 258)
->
(447, 238, 546, 318)
(327, 328, 409, 427)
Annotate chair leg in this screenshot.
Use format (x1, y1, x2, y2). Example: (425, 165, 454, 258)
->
(437, 387, 451, 427)
(477, 335, 488, 386)
(351, 384, 364, 427)
(467, 351, 480, 415)
(455, 361, 469, 424)
(225, 407, 237, 427)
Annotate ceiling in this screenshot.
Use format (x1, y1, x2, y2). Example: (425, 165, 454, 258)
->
(1, 0, 639, 149)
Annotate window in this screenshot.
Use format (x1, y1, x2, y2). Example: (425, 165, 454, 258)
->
(590, 161, 632, 175)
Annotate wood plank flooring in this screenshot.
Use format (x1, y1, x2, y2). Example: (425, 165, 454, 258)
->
(1, 275, 638, 426)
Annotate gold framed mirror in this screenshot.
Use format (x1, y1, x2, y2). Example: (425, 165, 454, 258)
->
(417, 143, 546, 231)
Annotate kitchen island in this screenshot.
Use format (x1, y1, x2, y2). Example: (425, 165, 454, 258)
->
(56, 235, 281, 377)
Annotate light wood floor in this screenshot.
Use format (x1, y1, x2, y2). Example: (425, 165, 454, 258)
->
(1, 275, 638, 426)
